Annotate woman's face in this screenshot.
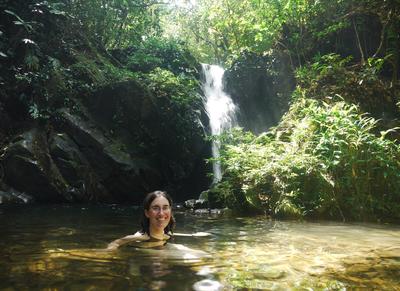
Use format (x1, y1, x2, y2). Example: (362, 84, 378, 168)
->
(145, 196, 171, 233)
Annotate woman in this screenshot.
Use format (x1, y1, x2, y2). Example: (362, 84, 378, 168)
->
(107, 190, 209, 250)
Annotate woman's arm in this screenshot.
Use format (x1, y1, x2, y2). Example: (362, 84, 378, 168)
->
(173, 232, 211, 237)
(106, 232, 149, 250)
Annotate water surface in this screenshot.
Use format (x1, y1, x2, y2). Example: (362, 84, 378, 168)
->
(1, 205, 399, 290)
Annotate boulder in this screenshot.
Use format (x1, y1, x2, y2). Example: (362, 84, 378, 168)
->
(0, 190, 33, 204)
(0, 79, 211, 204)
(224, 52, 294, 133)
(49, 132, 111, 202)
(1, 128, 72, 202)
(184, 199, 208, 209)
(0, 103, 12, 147)
(53, 109, 163, 203)
(81, 81, 211, 201)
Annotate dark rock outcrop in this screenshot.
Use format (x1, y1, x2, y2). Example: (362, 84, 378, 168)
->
(80, 80, 211, 201)
(0, 1, 211, 204)
(1, 128, 72, 202)
(0, 81, 211, 204)
(224, 52, 295, 133)
(0, 190, 33, 204)
(49, 131, 112, 203)
(53, 108, 162, 203)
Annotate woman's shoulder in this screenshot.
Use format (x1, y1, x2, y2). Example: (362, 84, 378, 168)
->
(124, 231, 150, 241)
(121, 231, 150, 241)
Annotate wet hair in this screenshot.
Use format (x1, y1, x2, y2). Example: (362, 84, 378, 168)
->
(140, 190, 175, 235)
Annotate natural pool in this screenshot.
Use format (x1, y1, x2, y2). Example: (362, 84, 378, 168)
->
(1, 205, 399, 290)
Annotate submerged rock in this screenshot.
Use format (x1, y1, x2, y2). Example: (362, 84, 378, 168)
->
(193, 279, 223, 291)
(253, 268, 286, 280)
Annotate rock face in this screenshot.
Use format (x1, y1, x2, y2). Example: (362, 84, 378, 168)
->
(0, 80, 211, 204)
(53, 108, 161, 203)
(1, 128, 73, 203)
(224, 52, 294, 133)
(0, 190, 33, 204)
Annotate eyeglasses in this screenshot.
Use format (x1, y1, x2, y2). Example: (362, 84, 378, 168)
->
(150, 205, 171, 213)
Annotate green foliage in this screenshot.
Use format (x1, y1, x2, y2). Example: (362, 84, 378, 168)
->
(69, 52, 136, 91)
(167, 0, 400, 79)
(61, 0, 163, 49)
(0, 1, 150, 120)
(165, 0, 285, 64)
(121, 37, 198, 76)
(294, 53, 398, 118)
(140, 67, 203, 143)
(146, 68, 199, 104)
(1, 0, 399, 219)
(214, 99, 400, 221)
(4, 9, 36, 32)
(295, 53, 353, 99)
(0, 2, 72, 119)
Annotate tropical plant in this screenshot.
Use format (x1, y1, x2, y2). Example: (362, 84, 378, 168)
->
(214, 98, 400, 221)
(61, 0, 163, 49)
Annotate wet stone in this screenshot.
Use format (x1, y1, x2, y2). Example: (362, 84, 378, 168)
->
(194, 209, 210, 214)
(253, 268, 286, 280)
(0, 190, 34, 204)
(184, 199, 208, 209)
(192, 279, 223, 291)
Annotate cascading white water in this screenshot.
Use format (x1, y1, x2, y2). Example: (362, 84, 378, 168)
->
(201, 64, 238, 183)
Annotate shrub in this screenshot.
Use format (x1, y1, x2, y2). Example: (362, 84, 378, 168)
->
(214, 98, 400, 221)
(294, 53, 399, 119)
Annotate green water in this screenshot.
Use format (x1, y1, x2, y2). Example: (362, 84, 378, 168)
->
(1, 205, 399, 290)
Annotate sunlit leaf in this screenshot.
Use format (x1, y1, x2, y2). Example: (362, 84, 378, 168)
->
(22, 38, 37, 45)
(4, 9, 25, 22)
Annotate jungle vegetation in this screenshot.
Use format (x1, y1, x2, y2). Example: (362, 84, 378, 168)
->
(1, 0, 399, 221)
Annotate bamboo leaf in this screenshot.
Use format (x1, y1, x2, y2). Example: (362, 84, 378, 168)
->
(4, 9, 25, 23)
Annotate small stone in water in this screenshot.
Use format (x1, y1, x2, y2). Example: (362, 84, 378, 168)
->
(194, 209, 210, 214)
(196, 266, 213, 276)
(193, 279, 223, 291)
(254, 268, 286, 280)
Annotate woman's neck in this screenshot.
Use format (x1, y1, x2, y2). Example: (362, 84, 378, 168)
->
(149, 227, 165, 239)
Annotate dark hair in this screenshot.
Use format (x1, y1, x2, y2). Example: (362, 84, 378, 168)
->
(140, 190, 175, 235)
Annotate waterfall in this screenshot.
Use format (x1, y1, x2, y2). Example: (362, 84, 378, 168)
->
(201, 64, 238, 183)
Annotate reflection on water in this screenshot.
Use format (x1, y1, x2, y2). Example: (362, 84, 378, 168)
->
(1, 205, 399, 290)
(202, 219, 400, 290)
